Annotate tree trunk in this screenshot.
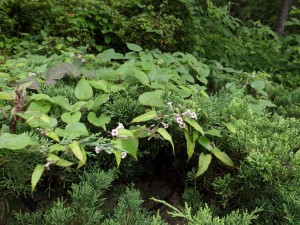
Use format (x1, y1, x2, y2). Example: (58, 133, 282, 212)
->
(275, 0, 293, 36)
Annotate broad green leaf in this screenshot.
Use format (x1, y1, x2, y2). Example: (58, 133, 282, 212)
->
(30, 94, 53, 102)
(51, 96, 70, 110)
(251, 80, 265, 91)
(251, 80, 267, 96)
(85, 100, 95, 110)
(124, 52, 139, 60)
(192, 64, 210, 77)
(70, 101, 87, 112)
(90, 94, 110, 111)
(118, 129, 134, 137)
(77, 146, 87, 169)
(150, 82, 166, 89)
(177, 85, 193, 97)
(121, 137, 138, 158)
(182, 73, 195, 83)
(61, 111, 81, 124)
(132, 110, 158, 123)
(184, 130, 196, 160)
(75, 77, 93, 100)
(114, 149, 122, 167)
(47, 131, 60, 142)
(200, 90, 209, 99)
(130, 125, 149, 138)
(49, 144, 66, 153)
(205, 129, 222, 137)
(89, 80, 110, 92)
(19, 113, 57, 129)
(55, 122, 89, 137)
(87, 112, 111, 130)
(31, 164, 45, 191)
(0, 133, 37, 150)
(0, 91, 15, 100)
(110, 85, 126, 93)
(249, 99, 276, 115)
(211, 148, 234, 167)
(26, 101, 51, 114)
(21, 81, 35, 90)
(157, 128, 174, 154)
(116, 60, 134, 76)
(184, 118, 205, 135)
(139, 90, 165, 107)
(47, 154, 74, 167)
(198, 136, 213, 151)
(69, 141, 84, 161)
(127, 43, 143, 52)
(167, 83, 191, 98)
(196, 153, 212, 177)
(222, 122, 236, 133)
(133, 69, 149, 85)
(97, 48, 122, 63)
(193, 130, 200, 142)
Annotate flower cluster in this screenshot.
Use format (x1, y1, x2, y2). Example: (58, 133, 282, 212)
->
(181, 109, 197, 119)
(175, 115, 185, 129)
(94, 123, 127, 158)
(165, 102, 197, 129)
(70, 52, 86, 62)
(111, 123, 124, 137)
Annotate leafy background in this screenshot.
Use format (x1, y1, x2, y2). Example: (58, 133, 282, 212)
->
(0, 0, 300, 224)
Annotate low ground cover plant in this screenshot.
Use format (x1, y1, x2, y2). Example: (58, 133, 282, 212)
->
(0, 0, 299, 224)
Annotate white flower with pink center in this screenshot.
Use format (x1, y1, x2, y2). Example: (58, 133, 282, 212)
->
(179, 122, 185, 129)
(111, 129, 118, 137)
(189, 112, 197, 119)
(121, 152, 127, 159)
(176, 117, 183, 123)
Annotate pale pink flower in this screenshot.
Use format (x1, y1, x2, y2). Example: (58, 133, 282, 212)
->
(121, 152, 127, 159)
(176, 117, 183, 123)
(116, 123, 124, 130)
(111, 129, 118, 137)
(189, 112, 197, 119)
(95, 146, 102, 154)
(181, 110, 191, 116)
(162, 122, 169, 129)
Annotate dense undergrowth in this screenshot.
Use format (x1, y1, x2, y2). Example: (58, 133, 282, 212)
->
(0, 0, 300, 224)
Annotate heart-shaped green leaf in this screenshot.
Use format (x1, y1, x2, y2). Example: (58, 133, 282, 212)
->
(87, 112, 111, 130)
(75, 77, 93, 100)
(61, 111, 81, 124)
(0, 133, 37, 150)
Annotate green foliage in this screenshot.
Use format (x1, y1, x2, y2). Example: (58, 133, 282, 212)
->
(0, 0, 195, 54)
(273, 87, 300, 118)
(213, 115, 300, 224)
(151, 197, 260, 225)
(1, 2, 300, 223)
(103, 187, 167, 225)
(9, 169, 167, 225)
